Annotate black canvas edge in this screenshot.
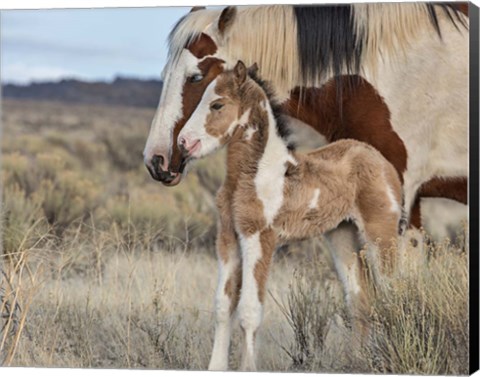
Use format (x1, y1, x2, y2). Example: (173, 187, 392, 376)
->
(470, 1, 480, 375)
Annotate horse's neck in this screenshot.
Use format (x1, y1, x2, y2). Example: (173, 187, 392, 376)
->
(225, 103, 292, 188)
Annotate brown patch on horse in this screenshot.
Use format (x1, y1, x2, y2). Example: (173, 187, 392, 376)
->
(283, 76, 408, 182)
(410, 176, 468, 228)
(186, 33, 217, 58)
(169, 57, 225, 172)
(224, 265, 242, 313)
(216, 187, 242, 313)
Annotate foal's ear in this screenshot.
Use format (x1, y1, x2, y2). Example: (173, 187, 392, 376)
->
(234, 61, 247, 85)
(247, 63, 259, 76)
(190, 6, 206, 13)
(218, 6, 237, 35)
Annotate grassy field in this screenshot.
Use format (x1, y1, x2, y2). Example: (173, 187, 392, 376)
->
(0, 99, 470, 373)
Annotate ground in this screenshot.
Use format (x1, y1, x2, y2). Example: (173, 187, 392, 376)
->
(0, 99, 470, 373)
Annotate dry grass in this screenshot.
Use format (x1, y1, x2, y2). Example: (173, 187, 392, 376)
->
(0, 99, 470, 373)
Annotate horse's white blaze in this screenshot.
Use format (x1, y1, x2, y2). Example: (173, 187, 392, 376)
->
(144, 49, 201, 161)
(309, 188, 321, 209)
(254, 105, 295, 225)
(238, 232, 263, 370)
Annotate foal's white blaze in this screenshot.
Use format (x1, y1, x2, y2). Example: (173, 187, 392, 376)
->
(309, 188, 321, 209)
(144, 49, 202, 162)
(237, 231, 263, 371)
(254, 106, 296, 225)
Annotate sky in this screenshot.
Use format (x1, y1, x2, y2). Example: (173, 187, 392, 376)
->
(0, 6, 190, 84)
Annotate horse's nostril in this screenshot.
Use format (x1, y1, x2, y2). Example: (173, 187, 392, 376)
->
(152, 154, 165, 169)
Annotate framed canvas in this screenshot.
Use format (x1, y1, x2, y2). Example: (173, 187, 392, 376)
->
(1, 1, 479, 375)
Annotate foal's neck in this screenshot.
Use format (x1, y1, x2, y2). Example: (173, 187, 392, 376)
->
(225, 99, 292, 186)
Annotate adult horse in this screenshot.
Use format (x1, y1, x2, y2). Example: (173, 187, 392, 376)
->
(144, 3, 468, 227)
(143, 3, 469, 369)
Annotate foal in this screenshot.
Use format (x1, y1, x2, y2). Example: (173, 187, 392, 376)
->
(178, 61, 403, 371)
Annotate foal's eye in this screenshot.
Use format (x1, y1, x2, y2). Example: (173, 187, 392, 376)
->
(188, 74, 204, 83)
(211, 103, 224, 111)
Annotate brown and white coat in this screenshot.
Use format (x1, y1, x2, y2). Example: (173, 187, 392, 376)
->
(178, 62, 403, 371)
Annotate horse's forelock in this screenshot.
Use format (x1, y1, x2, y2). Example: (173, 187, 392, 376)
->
(167, 8, 221, 66)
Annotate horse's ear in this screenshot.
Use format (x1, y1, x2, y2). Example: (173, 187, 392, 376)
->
(247, 63, 259, 76)
(190, 6, 206, 13)
(218, 6, 237, 35)
(234, 60, 247, 85)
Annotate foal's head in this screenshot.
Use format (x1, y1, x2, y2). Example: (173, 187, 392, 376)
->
(178, 61, 263, 160)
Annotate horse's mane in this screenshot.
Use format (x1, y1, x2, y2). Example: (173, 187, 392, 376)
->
(167, 4, 467, 90)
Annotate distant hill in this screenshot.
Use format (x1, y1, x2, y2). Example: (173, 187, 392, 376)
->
(2, 77, 163, 108)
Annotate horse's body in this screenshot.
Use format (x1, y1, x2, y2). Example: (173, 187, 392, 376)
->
(178, 62, 403, 370)
(144, 4, 468, 232)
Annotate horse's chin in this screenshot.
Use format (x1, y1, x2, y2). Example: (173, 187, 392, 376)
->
(162, 173, 182, 187)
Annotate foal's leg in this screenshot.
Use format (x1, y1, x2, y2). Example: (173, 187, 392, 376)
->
(237, 229, 275, 371)
(208, 214, 241, 370)
(364, 212, 400, 276)
(324, 222, 371, 340)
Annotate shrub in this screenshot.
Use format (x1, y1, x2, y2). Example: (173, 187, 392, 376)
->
(1, 184, 46, 256)
(100, 128, 145, 171)
(363, 240, 469, 375)
(275, 255, 345, 371)
(1, 152, 103, 240)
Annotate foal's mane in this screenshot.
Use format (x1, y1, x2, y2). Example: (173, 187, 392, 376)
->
(245, 69, 294, 150)
(167, 4, 467, 91)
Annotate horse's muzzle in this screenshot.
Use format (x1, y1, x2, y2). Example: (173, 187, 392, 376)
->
(145, 155, 186, 186)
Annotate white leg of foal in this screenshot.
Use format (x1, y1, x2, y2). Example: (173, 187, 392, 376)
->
(237, 231, 271, 372)
(209, 251, 240, 371)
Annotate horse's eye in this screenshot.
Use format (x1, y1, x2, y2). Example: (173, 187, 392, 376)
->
(189, 74, 204, 83)
(211, 102, 224, 111)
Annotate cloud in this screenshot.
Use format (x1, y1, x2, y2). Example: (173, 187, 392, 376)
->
(1, 62, 85, 84)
